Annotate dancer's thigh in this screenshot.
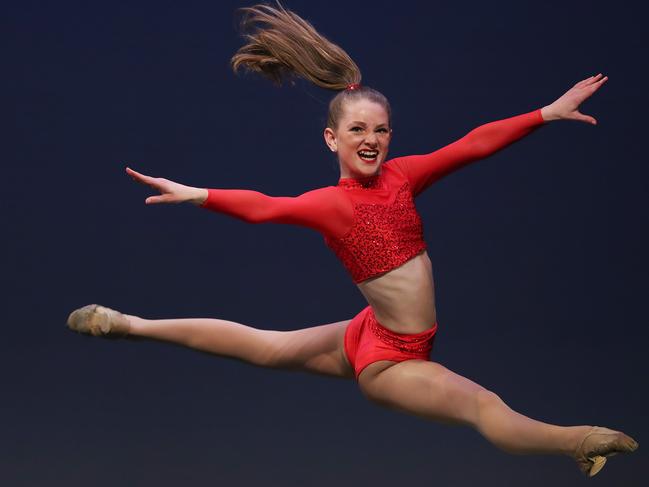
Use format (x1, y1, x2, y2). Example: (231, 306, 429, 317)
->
(266, 319, 354, 379)
(357, 360, 488, 425)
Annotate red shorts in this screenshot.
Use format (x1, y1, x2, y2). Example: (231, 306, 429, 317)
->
(344, 305, 438, 380)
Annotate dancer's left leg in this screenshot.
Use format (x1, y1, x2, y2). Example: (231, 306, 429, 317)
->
(358, 360, 594, 455)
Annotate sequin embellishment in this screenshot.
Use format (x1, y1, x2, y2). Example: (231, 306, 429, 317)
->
(324, 180, 427, 283)
(368, 312, 437, 354)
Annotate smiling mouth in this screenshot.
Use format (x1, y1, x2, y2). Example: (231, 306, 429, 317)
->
(358, 150, 379, 162)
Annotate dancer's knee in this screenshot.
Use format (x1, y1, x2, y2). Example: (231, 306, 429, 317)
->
(475, 389, 505, 422)
(476, 389, 503, 408)
(474, 389, 518, 451)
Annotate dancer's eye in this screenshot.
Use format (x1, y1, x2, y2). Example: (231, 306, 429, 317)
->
(350, 126, 363, 132)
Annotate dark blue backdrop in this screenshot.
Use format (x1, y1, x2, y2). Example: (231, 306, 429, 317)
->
(3, 1, 647, 486)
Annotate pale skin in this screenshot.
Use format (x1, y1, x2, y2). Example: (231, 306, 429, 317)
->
(123, 74, 610, 458)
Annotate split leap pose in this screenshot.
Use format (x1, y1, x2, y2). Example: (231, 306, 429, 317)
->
(68, 4, 637, 478)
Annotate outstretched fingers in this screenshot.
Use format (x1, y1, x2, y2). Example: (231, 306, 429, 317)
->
(126, 166, 156, 186)
(577, 75, 608, 124)
(586, 74, 608, 92)
(559, 73, 609, 125)
(125, 166, 197, 205)
(574, 74, 608, 98)
(126, 166, 160, 205)
(125, 166, 168, 204)
(576, 73, 604, 87)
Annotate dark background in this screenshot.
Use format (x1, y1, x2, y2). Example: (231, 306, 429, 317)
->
(3, 1, 648, 485)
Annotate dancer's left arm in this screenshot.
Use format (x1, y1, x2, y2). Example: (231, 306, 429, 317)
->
(391, 74, 608, 196)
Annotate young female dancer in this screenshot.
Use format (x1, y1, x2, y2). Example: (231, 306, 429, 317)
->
(67, 3, 638, 478)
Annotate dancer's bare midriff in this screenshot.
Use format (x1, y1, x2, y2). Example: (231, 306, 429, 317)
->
(357, 249, 437, 334)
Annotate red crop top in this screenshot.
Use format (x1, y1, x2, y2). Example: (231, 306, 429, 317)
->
(201, 108, 545, 282)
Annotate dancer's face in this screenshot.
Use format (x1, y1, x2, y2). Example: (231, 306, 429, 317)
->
(324, 98, 392, 179)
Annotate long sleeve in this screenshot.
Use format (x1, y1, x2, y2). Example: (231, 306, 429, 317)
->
(199, 186, 352, 238)
(388, 108, 546, 196)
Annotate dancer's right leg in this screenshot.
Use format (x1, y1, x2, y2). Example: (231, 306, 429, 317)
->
(68, 305, 354, 379)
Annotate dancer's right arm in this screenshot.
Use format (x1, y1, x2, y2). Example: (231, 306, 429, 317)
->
(199, 186, 351, 237)
(125, 167, 351, 237)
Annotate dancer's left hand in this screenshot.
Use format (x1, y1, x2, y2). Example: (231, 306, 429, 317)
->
(542, 74, 608, 124)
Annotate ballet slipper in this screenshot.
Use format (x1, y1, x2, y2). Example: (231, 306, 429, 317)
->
(67, 304, 131, 337)
(573, 426, 639, 477)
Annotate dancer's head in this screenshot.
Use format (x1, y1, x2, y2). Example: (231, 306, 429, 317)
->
(231, 2, 392, 178)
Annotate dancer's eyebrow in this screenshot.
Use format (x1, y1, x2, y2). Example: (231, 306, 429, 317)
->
(348, 121, 388, 127)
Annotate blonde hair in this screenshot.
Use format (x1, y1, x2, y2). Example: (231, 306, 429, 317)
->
(231, 2, 391, 130)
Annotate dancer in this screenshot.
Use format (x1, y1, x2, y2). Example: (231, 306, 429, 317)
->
(67, 3, 637, 478)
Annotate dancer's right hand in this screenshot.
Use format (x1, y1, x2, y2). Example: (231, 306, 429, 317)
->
(125, 167, 208, 205)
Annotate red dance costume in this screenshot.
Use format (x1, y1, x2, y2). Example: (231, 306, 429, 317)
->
(201, 109, 545, 379)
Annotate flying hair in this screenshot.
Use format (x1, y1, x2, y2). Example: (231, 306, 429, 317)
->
(231, 2, 361, 89)
(230, 2, 391, 130)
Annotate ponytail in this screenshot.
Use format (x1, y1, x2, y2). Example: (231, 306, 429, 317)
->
(231, 2, 361, 90)
(231, 2, 390, 130)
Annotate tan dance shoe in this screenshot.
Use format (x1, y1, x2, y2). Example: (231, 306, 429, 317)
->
(67, 304, 131, 337)
(574, 426, 638, 477)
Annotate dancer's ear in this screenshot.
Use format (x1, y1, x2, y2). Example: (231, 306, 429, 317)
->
(323, 127, 337, 153)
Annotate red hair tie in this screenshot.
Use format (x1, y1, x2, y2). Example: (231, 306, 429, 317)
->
(346, 83, 361, 91)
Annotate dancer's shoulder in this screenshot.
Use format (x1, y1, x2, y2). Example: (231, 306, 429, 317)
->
(381, 157, 412, 184)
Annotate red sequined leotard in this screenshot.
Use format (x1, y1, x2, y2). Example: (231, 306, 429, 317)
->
(201, 109, 545, 283)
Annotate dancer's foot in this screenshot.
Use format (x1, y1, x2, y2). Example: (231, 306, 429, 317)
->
(573, 426, 638, 477)
(67, 304, 131, 337)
